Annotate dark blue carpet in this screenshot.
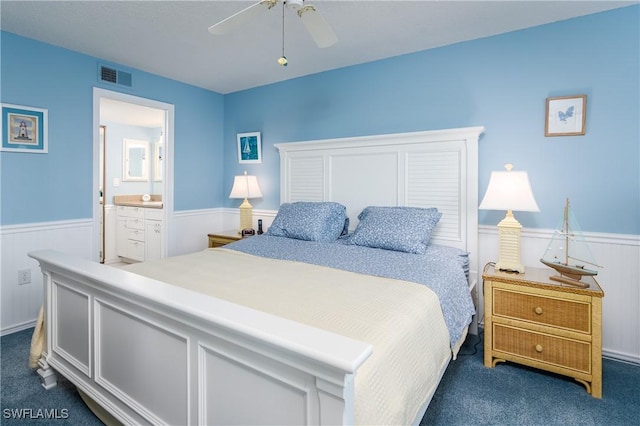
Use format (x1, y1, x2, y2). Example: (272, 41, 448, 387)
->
(1, 328, 103, 425)
(2, 328, 639, 425)
(422, 332, 640, 425)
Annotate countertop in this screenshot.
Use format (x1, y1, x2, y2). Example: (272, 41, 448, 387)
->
(115, 201, 163, 209)
(113, 194, 163, 209)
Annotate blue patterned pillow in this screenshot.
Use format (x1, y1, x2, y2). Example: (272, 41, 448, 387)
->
(348, 206, 442, 254)
(267, 202, 348, 242)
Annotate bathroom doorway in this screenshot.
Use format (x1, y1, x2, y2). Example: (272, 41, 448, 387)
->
(93, 88, 174, 263)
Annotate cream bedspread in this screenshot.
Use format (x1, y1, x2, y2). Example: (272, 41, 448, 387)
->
(29, 305, 45, 369)
(125, 248, 451, 425)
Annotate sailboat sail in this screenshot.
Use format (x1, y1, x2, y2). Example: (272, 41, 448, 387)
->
(540, 199, 599, 287)
(242, 139, 251, 154)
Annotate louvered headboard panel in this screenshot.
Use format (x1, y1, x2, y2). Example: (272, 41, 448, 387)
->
(275, 127, 484, 285)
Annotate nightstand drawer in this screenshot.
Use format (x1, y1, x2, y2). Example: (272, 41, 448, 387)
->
(493, 288, 591, 333)
(493, 324, 591, 373)
(208, 232, 242, 248)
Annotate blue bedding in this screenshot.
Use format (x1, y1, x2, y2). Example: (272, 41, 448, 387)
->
(226, 235, 475, 348)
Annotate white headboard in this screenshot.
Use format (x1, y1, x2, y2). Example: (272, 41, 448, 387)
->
(275, 126, 484, 286)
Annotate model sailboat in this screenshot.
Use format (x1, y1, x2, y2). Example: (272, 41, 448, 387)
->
(540, 198, 600, 288)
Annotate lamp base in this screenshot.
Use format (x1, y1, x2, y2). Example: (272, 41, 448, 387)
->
(495, 210, 525, 274)
(238, 198, 253, 233)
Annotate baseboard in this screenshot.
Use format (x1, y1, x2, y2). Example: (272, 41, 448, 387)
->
(1, 319, 37, 336)
(603, 350, 640, 365)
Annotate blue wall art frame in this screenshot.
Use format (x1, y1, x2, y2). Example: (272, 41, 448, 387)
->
(1, 103, 48, 153)
(237, 131, 261, 164)
(545, 95, 587, 137)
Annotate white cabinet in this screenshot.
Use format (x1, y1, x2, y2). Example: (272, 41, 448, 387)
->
(116, 206, 164, 262)
(104, 206, 119, 264)
(144, 208, 164, 261)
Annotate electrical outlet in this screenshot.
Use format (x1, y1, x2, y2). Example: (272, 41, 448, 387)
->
(18, 269, 31, 285)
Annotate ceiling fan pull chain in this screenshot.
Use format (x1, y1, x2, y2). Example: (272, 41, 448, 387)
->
(278, 1, 288, 66)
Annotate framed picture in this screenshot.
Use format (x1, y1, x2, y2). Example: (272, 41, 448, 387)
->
(1, 103, 48, 153)
(237, 132, 262, 164)
(545, 95, 587, 137)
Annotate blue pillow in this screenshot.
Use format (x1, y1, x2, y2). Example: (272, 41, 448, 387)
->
(348, 206, 442, 254)
(267, 202, 348, 242)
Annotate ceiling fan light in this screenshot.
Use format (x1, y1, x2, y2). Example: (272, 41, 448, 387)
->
(277, 56, 288, 66)
(285, 0, 304, 11)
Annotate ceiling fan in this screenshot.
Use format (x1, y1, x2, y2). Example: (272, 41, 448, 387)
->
(208, 0, 338, 49)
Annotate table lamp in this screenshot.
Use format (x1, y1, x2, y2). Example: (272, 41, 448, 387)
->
(229, 171, 263, 233)
(479, 164, 539, 273)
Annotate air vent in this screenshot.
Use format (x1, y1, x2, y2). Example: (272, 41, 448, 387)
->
(99, 65, 133, 88)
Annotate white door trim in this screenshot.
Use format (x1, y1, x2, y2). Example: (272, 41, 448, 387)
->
(92, 87, 174, 261)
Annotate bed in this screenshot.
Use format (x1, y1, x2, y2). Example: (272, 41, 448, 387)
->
(29, 126, 484, 425)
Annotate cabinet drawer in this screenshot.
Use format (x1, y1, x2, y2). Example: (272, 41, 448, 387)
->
(127, 240, 145, 261)
(127, 228, 145, 242)
(145, 208, 163, 220)
(117, 206, 145, 218)
(493, 288, 590, 333)
(493, 324, 591, 374)
(126, 217, 144, 230)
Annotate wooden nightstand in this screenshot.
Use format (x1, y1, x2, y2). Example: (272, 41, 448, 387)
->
(208, 231, 242, 248)
(483, 264, 604, 398)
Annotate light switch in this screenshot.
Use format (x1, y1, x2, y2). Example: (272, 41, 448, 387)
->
(113, 178, 120, 187)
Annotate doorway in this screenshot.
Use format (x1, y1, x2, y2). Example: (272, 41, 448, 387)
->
(93, 88, 174, 263)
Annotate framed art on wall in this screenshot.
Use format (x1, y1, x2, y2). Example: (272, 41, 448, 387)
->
(1, 103, 49, 153)
(545, 95, 587, 137)
(237, 132, 262, 164)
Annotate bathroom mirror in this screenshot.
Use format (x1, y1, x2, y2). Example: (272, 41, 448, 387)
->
(123, 138, 149, 181)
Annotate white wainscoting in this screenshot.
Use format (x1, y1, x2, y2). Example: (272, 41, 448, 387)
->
(166, 208, 223, 256)
(169, 208, 276, 255)
(219, 208, 277, 237)
(479, 226, 640, 364)
(3, 215, 639, 364)
(0, 220, 94, 335)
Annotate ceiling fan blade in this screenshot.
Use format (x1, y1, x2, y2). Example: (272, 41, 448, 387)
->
(297, 5, 338, 48)
(208, 1, 276, 35)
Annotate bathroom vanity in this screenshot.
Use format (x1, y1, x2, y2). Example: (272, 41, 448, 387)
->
(114, 196, 163, 262)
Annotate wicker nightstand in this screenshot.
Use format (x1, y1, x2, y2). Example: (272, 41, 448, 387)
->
(208, 231, 242, 248)
(483, 264, 604, 398)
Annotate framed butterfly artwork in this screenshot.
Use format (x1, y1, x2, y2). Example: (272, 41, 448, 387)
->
(545, 95, 587, 137)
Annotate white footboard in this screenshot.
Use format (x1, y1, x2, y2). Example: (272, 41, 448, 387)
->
(29, 250, 372, 425)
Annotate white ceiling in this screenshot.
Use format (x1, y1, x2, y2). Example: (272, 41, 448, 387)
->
(99, 97, 167, 128)
(1, 1, 635, 96)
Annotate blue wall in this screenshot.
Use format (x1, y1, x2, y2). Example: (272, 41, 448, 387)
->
(0, 32, 224, 225)
(102, 122, 161, 198)
(223, 6, 640, 235)
(1, 6, 639, 235)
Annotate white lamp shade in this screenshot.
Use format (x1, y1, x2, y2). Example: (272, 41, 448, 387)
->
(229, 174, 263, 199)
(479, 165, 539, 212)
